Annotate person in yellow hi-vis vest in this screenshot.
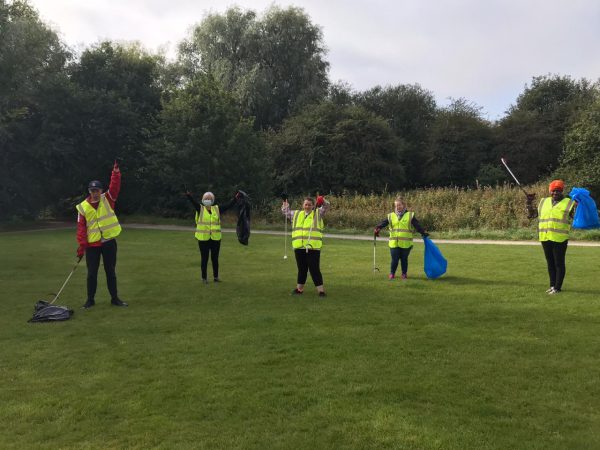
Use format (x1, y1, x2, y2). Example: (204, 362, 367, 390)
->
(527, 180, 577, 295)
(374, 197, 428, 280)
(281, 196, 330, 297)
(186, 190, 239, 283)
(76, 161, 127, 309)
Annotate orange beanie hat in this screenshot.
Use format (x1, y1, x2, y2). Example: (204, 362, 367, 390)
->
(549, 180, 565, 193)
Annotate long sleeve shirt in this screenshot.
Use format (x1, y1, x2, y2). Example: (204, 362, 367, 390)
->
(77, 169, 121, 247)
(281, 200, 330, 221)
(186, 194, 236, 215)
(376, 210, 426, 236)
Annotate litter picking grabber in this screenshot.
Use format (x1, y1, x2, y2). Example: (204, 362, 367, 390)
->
(281, 192, 289, 260)
(49, 256, 83, 305)
(500, 157, 530, 196)
(372, 235, 380, 273)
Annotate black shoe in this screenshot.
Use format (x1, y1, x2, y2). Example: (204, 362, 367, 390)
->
(111, 298, 128, 307)
(214, 278, 220, 282)
(82, 300, 95, 309)
(318, 292, 327, 298)
(202, 278, 209, 284)
(291, 288, 303, 296)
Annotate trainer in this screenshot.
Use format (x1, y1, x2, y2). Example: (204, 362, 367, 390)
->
(76, 161, 127, 308)
(528, 180, 577, 295)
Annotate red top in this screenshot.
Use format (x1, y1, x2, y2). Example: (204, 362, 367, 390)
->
(77, 169, 121, 247)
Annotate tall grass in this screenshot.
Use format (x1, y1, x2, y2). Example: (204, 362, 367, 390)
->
(262, 183, 553, 231)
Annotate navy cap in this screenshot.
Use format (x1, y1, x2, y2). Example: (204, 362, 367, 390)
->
(88, 180, 103, 190)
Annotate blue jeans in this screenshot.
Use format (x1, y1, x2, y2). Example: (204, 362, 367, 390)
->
(390, 246, 412, 275)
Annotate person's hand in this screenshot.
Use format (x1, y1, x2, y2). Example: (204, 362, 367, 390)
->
(421, 232, 430, 239)
(77, 244, 86, 258)
(316, 195, 325, 207)
(113, 160, 120, 173)
(282, 200, 289, 209)
(374, 227, 381, 237)
(235, 191, 242, 200)
(526, 193, 536, 205)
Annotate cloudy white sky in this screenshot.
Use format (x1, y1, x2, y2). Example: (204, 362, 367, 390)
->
(29, 0, 600, 120)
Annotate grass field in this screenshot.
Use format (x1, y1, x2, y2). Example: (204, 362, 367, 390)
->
(1, 229, 599, 449)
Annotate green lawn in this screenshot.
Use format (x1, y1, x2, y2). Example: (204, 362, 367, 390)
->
(1, 229, 599, 449)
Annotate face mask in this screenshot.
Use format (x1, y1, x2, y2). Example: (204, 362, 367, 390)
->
(202, 199, 213, 207)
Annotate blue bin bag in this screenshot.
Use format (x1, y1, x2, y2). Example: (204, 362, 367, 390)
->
(568, 187, 600, 229)
(423, 237, 447, 279)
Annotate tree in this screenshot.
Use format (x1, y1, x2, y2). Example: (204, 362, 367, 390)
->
(63, 41, 164, 212)
(0, 0, 70, 218)
(424, 99, 494, 186)
(559, 96, 600, 197)
(269, 101, 406, 194)
(149, 74, 269, 216)
(355, 84, 437, 186)
(494, 75, 596, 183)
(179, 6, 329, 130)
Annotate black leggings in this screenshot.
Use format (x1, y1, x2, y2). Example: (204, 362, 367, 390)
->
(541, 240, 568, 291)
(294, 249, 323, 286)
(86, 239, 118, 301)
(198, 239, 221, 280)
(390, 246, 412, 275)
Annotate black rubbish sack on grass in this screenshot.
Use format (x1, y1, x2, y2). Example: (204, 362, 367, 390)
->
(28, 300, 74, 323)
(235, 190, 251, 245)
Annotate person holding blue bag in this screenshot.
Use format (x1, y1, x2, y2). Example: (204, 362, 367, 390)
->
(527, 180, 577, 295)
(374, 197, 428, 280)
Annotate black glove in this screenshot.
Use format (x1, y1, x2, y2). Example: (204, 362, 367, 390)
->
(421, 232, 430, 239)
(526, 193, 536, 205)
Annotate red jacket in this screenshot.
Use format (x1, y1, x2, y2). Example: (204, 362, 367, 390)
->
(77, 169, 121, 247)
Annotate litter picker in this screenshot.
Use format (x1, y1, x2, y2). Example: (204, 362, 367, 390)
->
(500, 157, 531, 196)
(373, 235, 380, 273)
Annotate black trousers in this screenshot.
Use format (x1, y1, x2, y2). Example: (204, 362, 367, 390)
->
(198, 239, 221, 280)
(541, 240, 568, 290)
(294, 249, 323, 286)
(86, 239, 118, 301)
(390, 246, 412, 275)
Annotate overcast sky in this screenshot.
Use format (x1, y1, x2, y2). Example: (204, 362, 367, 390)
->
(29, 0, 600, 120)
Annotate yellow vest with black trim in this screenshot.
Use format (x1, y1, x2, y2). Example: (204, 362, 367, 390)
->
(76, 194, 121, 243)
(292, 209, 324, 250)
(388, 211, 414, 249)
(538, 197, 575, 243)
(195, 206, 221, 241)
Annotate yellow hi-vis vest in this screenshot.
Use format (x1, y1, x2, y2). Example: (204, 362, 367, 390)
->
(195, 206, 221, 241)
(292, 209, 324, 250)
(388, 211, 414, 249)
(76, 194, 121, 243)
(538, 197, 575, 243)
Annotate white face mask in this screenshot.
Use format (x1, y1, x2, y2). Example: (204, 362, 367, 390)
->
(202, 199, 213, 207)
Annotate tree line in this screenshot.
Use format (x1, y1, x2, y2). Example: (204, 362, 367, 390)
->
(1, 0, 599, 220)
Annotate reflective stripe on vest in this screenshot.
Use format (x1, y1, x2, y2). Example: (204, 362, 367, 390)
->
(76, 194, 121, 243)
(388, 211, 414, 249)
(538, 197, 574, 243)
(195, 205, 221, 241)
(291, 209, 323, 250)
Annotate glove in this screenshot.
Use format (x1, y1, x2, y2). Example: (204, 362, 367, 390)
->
(374, 227, 381, 237)
(526, 193, 536, 205)
(316, 195, 325, 207)
(76, 244, 86, 258)
(421, 232, 430, 239)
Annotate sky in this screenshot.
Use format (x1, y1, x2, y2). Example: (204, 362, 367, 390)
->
(28, 0, 600, 120)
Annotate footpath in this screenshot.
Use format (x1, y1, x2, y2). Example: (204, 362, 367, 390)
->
(3, 222, 600, 247)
